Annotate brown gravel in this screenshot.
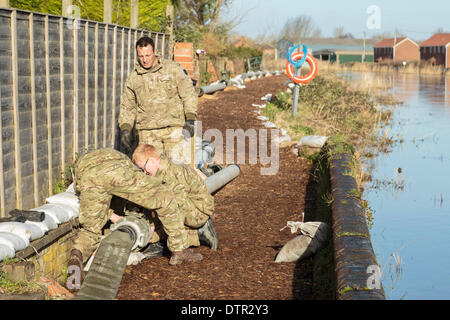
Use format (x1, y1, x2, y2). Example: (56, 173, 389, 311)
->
(116, 75, 317, 300)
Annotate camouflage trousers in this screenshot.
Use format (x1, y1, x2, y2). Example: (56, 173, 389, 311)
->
(139, 127, 195, 167)
(73, 166, 188, 262)
(148, 199, 211, 247)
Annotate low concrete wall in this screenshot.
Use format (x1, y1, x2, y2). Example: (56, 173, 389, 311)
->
(328, 153, 385, 300)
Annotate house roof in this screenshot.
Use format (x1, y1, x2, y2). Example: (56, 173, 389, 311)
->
(373, 37, 408, 48)
(420, 33, 450, 47)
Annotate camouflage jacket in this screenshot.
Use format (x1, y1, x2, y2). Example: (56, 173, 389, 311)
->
(155, 155, 214, 216)
(73, 148, 162, 193)
(118, 59, 197, 132)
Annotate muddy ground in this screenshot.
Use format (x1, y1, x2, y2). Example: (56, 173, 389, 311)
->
(116, 75, 319, 300)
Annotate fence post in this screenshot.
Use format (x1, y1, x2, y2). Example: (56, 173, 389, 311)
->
(59, 18, 66, 170)
(130, 0, 139, 29)
(44, 15, 53, 196)
(103, 25, 108, 148)
(103, 0, 112, 24)
(11, 10, 23, 209)
(29, 13, 39, 207)
(166, 5, 174, 60)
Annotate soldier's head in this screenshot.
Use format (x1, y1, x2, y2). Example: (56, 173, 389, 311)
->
(132, 144, 161, 176)
(136, 36, 157, 69)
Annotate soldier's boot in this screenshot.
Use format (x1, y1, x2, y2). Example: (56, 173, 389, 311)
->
(141, 242, 168, 259)
(169, 249, 203, 266)
(198, 218, 219, 250)
(65, 249, 86, 292)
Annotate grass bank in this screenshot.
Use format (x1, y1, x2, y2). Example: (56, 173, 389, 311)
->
(264, 69, 400, 299)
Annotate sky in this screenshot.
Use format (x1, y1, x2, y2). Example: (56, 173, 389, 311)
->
(223, 0, 450, 41)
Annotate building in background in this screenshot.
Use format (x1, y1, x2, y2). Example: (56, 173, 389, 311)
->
(373, 37, 420, 63)
(419, 33, 450, 69)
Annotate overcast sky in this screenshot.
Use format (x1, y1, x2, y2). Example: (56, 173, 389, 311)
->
(223, 0, 450, 41)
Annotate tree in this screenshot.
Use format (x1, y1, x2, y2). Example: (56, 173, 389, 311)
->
(333, 26, 345, 38)
(10, 0, 170, 32)
(172, 0, 234, 46)
(279, 15, 316, 42)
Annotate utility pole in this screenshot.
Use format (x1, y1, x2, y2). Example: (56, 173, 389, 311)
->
(130, 0, 139, 29)
(166, 5, 174, 60)
(103, 0, 113, 24)
(362, 32, 366, 63)
(62, 0, 72, 17)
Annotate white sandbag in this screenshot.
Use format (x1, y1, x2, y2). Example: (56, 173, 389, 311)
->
(0, 236, 16, 252)
(33, 203, 72, 224)
(298, 135, 328, 148)
(261, 93, 272, 101)
(65, 183, 75, 193)
(256, 115, 269, 121)
(23, 222, 45, 241)
(55, 203, 79, 219)
(0, 222, 32, 243)
(25, 220, 49, 234)
(40, 212, 58, 230)
(263, 121, 277, 128)
(0, 244, 15, 261)
(275, 221, 329, 263)
(45, 192, 79, 209)
(0, 232, 29, 251)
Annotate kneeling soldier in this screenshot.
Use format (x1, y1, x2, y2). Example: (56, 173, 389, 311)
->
(67, 148, 203, 289)
(132, 144, 218, 263)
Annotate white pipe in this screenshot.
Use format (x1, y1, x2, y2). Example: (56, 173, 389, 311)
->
(204, 164, 240, 194)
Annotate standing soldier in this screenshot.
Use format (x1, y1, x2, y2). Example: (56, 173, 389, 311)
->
(118, 36, 197, 165)
(132, 144, 218, 252)
(67, 148, 204, 289)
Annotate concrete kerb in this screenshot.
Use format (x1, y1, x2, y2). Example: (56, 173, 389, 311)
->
(328, 152, 385, 300)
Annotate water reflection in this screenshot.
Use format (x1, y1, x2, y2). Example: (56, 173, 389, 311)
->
(341, 72, 450, 299)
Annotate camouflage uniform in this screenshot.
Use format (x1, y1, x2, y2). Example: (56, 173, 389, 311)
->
(118, 59, 197, 164)
(73, 148, 188, 261)
(149, 154, 214, 247)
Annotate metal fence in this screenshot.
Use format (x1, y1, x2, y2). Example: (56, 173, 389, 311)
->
(0, 8, 170, 217)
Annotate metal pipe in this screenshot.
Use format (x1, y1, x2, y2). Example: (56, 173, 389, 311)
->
(198, 80, 227, 97)
(204, 164, 240, 194)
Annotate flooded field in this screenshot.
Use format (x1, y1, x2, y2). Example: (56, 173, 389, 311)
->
(345, 72, 450, 299)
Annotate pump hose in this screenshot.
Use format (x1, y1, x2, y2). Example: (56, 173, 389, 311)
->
(72, 228, 134, 300)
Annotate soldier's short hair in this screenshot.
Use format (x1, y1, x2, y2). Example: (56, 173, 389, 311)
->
(136, 36, 155, 51)
(132, 144, 160, 163)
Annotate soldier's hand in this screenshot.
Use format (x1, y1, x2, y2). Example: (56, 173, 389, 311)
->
(183, 120, 195, 138)
(120, 129, 132, 153)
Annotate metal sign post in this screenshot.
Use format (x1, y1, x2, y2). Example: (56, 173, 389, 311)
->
(292, 44, 302, 117)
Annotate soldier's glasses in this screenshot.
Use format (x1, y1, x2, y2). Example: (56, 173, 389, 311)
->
(140, 159, 149, 173)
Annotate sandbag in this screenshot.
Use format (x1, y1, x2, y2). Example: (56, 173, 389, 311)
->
(33, 204, 72, 224)
(298, 135, 328, 148)
(45, 192, 79, 210)
(0, 244, 15, 261)
(23, 222, 45, 241)
(25, 220, 49, 234)
(275, 221, 329, 263)
(0, 222, 32, 243)
(0, 232, 29, 251)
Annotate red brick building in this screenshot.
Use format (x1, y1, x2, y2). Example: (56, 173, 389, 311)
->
(419, 33, 450, 69)
(374, 37, 420, 63)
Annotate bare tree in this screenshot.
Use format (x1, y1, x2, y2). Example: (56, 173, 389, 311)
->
(333, 26, 345, 38)
(279, 15, 316, 42)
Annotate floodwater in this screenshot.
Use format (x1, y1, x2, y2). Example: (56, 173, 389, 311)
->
(341, 72, 450, 299)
